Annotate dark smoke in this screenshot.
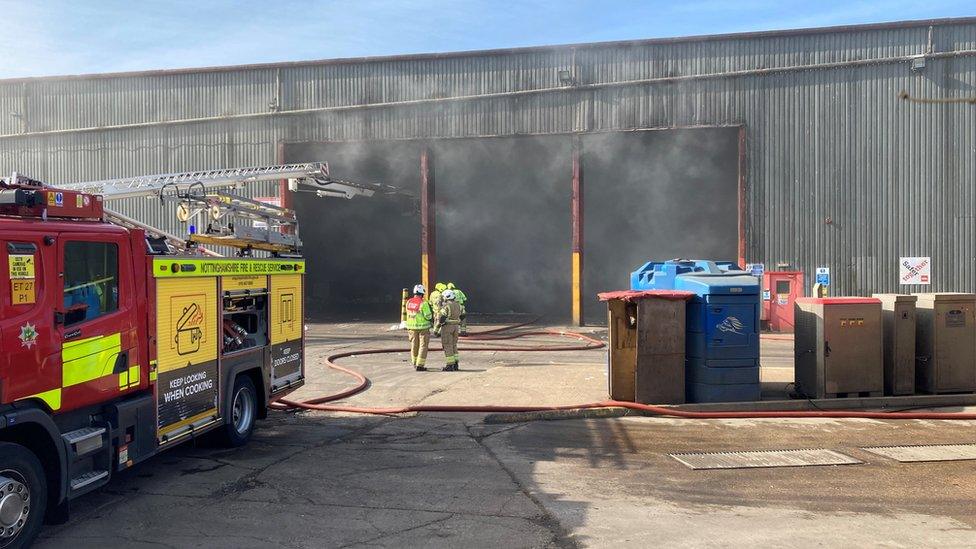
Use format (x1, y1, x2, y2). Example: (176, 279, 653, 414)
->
(288, 128, 739, 324)
(433, 136, 572, 320)
(581, 128, 740, 323)
(290, 140, 421, 320)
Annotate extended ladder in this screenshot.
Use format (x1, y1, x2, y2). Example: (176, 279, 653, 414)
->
(52, 163, 407, 256)
(161, 185, 302, 255)
(53, 163, 376, 201)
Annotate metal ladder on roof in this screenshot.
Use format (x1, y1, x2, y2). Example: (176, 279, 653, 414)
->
(54, 162, 408, 202)
(53, 163, 336, 201)
(161, 184, 302, 255)
(52, 162, 410, 256)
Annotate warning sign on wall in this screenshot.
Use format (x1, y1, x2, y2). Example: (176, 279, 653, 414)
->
(899, 257, 931, 285)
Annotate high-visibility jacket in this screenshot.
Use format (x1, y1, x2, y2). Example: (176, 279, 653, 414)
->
(438, 300, 464, 325)
(405, 296, 433, 330)
(446, 283, 467, 306)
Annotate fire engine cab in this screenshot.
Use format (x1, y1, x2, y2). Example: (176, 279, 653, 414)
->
(0, 173, 306, 547)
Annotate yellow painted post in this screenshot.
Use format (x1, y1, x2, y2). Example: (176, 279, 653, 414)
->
(401, 288, 409, 323)
(571, 136, 584, 326)
(572, 251, 582, 325)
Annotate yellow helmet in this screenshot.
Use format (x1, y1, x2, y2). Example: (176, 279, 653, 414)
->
(434, 282, 447, 291)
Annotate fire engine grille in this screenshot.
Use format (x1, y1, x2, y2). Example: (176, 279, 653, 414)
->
(861, 443, 976, 463)
(669, 449, 862, 470)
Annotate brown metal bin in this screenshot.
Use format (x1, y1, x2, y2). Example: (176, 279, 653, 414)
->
(913, 293, 976, 394)
(599, 290, 694, 405)
(872, 294, 917, 396)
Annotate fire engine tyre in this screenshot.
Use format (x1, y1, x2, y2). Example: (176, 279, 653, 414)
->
(0, 443, 46, 549)
(221, 375, 257, 447)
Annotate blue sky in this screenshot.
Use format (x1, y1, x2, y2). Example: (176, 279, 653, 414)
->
(1, 0, 973, 79)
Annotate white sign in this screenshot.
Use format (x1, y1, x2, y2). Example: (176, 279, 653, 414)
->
(899, 257, 931, 285)
(815, 267, 830, 286)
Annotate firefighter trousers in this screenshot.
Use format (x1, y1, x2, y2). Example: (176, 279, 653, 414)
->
(408, 329, 430, 366)
(440, 324, 459, 365)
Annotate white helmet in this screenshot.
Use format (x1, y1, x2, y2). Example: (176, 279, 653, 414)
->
(442, 289, 456, 301)
(413, 284, 426, 295)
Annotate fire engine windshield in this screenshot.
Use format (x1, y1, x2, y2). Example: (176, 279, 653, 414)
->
(63, 241, 119, 325)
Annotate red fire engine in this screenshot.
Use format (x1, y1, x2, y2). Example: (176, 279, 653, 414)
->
(0, 168, 330, 547)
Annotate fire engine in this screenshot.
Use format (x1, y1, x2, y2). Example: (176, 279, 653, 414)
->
(0, 164, 383, 547)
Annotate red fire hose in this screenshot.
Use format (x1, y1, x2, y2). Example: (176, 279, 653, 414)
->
(271, 322, 976, 420)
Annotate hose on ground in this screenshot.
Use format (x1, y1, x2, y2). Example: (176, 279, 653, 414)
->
(271, 322, 976, 420)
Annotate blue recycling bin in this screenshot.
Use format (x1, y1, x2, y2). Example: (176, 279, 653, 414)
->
(631, 260, 761, 403)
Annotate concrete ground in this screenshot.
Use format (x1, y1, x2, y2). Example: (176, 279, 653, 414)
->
(38, 322, 976, 548)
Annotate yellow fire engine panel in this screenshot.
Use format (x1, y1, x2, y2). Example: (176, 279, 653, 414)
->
(223, 275, 268, 292)
(152, 258, 304, 278)
(271, 274, 303, 345)
(155, 277, 219, 439)
(156, 278, 218, 371)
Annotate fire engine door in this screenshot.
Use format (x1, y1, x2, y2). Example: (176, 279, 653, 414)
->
(56, 235, 140, 412)
(2, 237, 63, 411)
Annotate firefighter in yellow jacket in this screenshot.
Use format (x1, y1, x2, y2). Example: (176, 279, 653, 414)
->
(446, 282, 468, 335)
(429, 282, 447, 315)
(433, 289, 465, 371)
(404, 284, 434, 371)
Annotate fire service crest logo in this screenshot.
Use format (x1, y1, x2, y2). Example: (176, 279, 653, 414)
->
(19, 322, 38, 349)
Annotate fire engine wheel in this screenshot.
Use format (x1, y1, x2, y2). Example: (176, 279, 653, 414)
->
(0, 443, 46, 549)
(221, 375, 257, 447)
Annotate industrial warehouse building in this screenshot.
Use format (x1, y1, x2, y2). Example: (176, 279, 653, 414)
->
(2, 17, 975, 323)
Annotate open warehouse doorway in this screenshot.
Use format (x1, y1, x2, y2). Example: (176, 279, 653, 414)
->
(285, 126, 741, 324)
(287, 140, 422, 320)
(287, 135, 572, 321)
(432, 136, 572, 319)
(581, 128, 742, 324)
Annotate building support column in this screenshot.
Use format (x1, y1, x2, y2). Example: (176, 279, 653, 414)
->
(420, 147, 437, 291)
(737, 126, 747, 268)
(277, 141, 291, 210)
(571, 136, 584, 326)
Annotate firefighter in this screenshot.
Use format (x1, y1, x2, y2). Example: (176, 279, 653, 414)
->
(429, 282, 447, 314)
(433, 289, 465, 371)
(404, 284, 434, 371)
(446, 282, 468, 335)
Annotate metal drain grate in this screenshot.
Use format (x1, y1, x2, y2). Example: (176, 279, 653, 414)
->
(670, 449, 862, 470)
(861, 443, 976, 463)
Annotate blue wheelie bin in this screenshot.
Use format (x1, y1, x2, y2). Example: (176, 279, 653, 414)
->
(631, 260, 760, 403)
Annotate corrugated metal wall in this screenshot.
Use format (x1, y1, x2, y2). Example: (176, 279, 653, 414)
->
(1, 19, 975, 295)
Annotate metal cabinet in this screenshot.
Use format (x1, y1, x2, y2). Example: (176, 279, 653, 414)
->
(914, 293, 976, 394)
(873, 294, 916, 396)
(794, 297, 883, 399)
